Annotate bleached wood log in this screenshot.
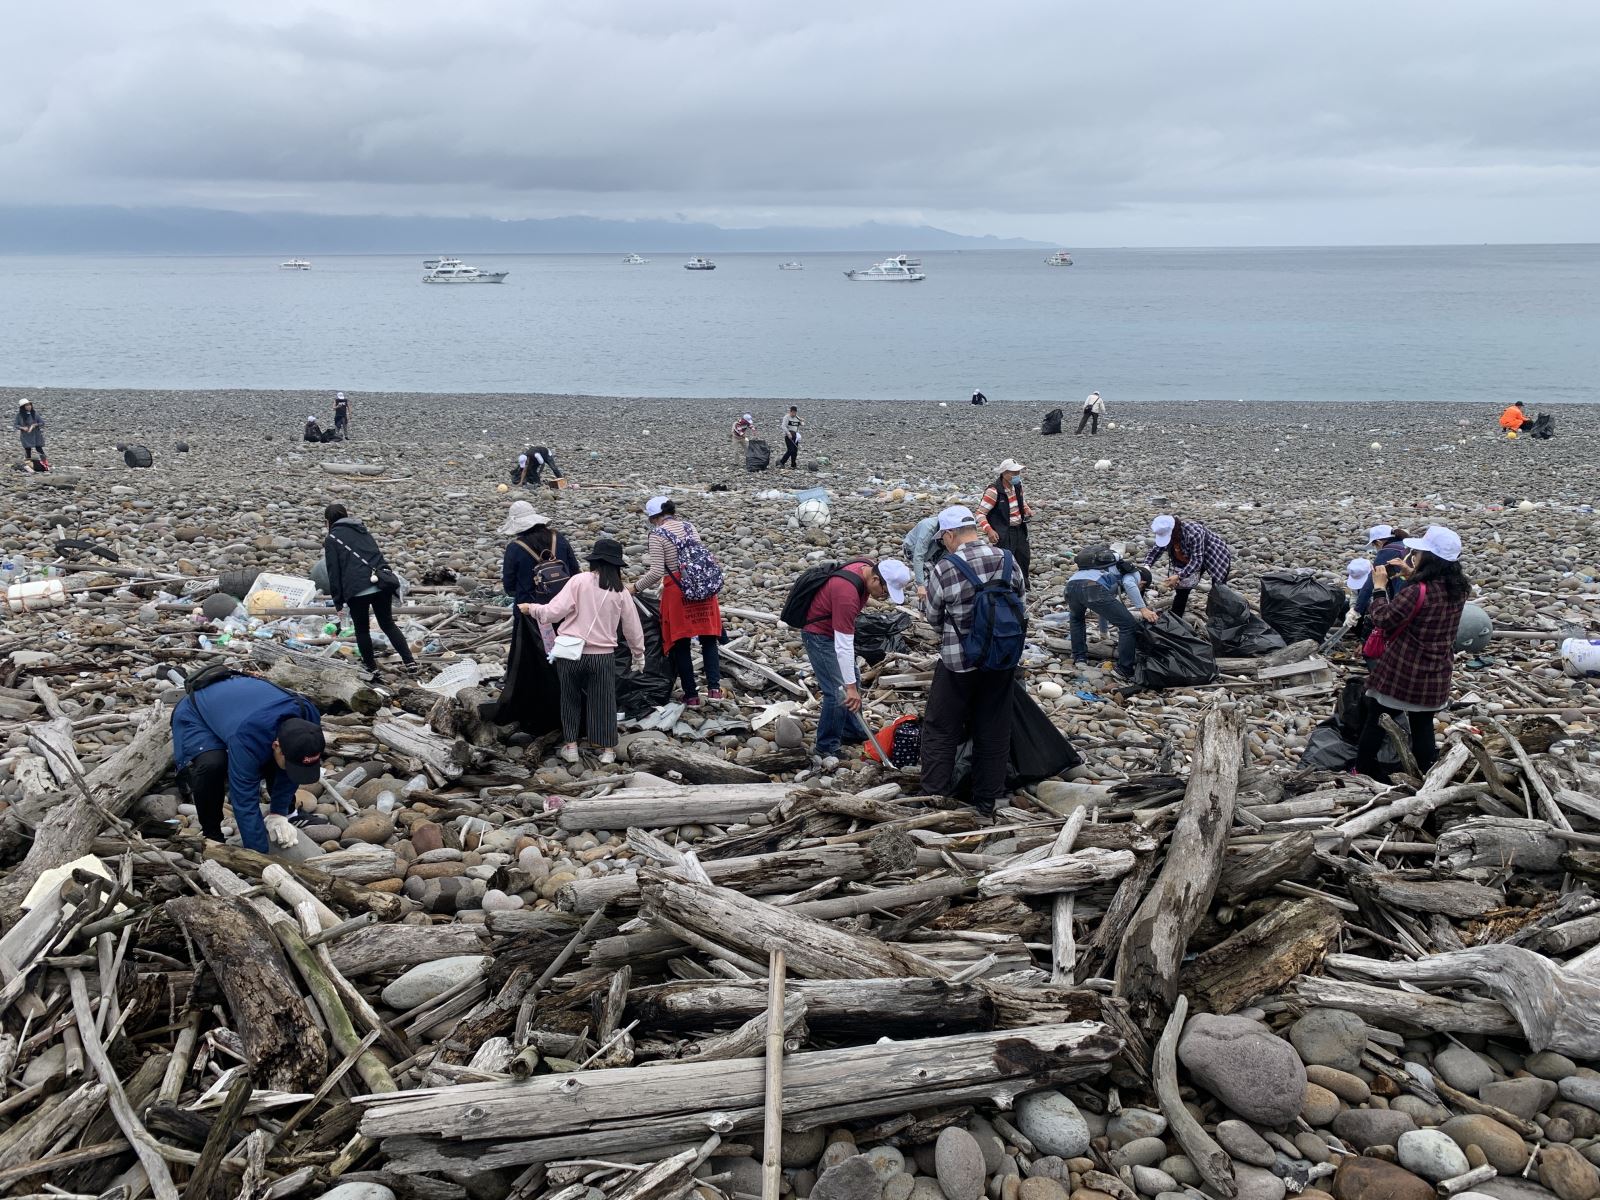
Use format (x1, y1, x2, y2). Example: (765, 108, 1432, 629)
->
(321, 462, 385, 476)
(627, 741, 798, 785)
(308, 845, 402, 885)
(1217, 831, 1314, 902)
(1292, 977, 1519, 1037)
(558, 844, 893, 914)
(630, 977, 995, 1034)
(1179, 898, 1341, 1014)
(330, 924, 490, 977)
(1434, 817, 1567, 873)
(266, 661, 382, 716)
(1324, 741, 1473, 842)
(556, 785, 793, 832)
(1361, 874, 1505, 917)
(1050, 809, 1086, 985)
(1114, 704, 1244, 1026)
(1154, 996, 1235, 1198)
(978, 848, 1137, 899)
(373, 718, 467, 780)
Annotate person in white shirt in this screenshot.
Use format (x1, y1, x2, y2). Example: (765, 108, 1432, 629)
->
(779, 406, 803, 469)
(1075, 392, 1105, 435)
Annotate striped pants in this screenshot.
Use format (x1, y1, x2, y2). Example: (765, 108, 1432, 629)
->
(556, 652, 620, 747)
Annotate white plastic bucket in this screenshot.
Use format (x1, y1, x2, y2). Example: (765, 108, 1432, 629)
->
(1561, 638, 1600, 677)
(7, 579, 67, 613)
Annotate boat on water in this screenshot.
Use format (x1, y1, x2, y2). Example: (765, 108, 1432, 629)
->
(422, 260, 508, 284)
(844, 256, 925, 282)
(622, 253, 649, 264)
(778, 261, 803, 271)
(422, 256, 457, 270)
(279, 258, 311, 270)
(684, 257, 717, 271)
(1045, 250, 1074, 266)
(894, 254, 922, 267)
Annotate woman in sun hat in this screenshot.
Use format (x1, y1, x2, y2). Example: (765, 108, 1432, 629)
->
(976, 458, 1034, 584)
(519, 539, 645, 765)
(636, 497, 725, 706)
(500, 500, 579, 652)
(15, 398, 47, 471)
(1143, 514, 1234, 618)
(1356, 524, 1470, 783)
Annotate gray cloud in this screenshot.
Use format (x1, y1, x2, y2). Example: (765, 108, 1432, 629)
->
(4, 0, 1599, 242)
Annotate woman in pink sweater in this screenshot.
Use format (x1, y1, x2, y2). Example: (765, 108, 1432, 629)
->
(520, 539, 645, 764)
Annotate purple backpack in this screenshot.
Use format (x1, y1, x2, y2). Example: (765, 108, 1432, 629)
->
(655, 522, 724, 602)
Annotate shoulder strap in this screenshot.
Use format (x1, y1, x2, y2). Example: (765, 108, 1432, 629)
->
(509, 539, 535, 561)
(1391, 582, 1427, 634)
(946, 553, 979, 588)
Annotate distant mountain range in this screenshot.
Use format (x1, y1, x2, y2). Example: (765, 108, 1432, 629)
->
(0, 205, 1051, 254)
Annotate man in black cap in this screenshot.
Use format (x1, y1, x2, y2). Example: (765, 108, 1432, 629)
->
(170, 673, 324, 853)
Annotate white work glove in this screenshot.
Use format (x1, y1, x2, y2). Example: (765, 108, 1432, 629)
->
(264, 813, 298, 848)
(1341, 608, 1360, 632)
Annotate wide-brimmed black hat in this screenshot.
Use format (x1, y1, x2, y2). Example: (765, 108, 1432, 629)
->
(587, 538, 626, 568)
(277, 717, 326, 785)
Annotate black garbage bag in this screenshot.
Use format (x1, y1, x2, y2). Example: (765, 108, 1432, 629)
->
(613, 594, 675, 718)
(1041, 408, 1064, 436)
(1259, 570, 1348, 646)
(320, 427, 344, 443)
(1300, 720, 1357, 772)
(1205, 583, 1287, 657)
(1303, 676, 1402, 771)
(1135, 612, 1219, 688)
(745, 439, 771, 472)
(951, 683, 1083, 799)
(855, 611, 911, 666)
(488, 612, 563, 737)
(1531, 413, 1554, 440)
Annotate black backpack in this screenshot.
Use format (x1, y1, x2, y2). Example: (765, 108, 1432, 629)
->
(515, 532, 571, 602)
(185, 664, 242, 695)
(780, 561, 869, 629)
(1074, 544, 1118, 570)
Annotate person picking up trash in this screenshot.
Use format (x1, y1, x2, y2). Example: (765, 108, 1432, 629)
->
(731, 413, 756, 466)
(900, 513, 949, 594)
(1065, 545, 1158, 684)
(15, 398, 47, 472)
(170, 671, 325, 853)
(1144, 514, 1234, 618)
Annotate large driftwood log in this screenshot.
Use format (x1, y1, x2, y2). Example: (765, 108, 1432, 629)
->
(1435, 817, 1567, 873)
(266, 661, 382, 716)
(557, 785, 794, 833)
(978, 848, 1136, 899)
(1324, 742, 1473, 842)
(627, 742, 792, 786)
(330, 923, 490, 977)
(1179, 898, 1341, 1014)
(1114, 704, 1244, 1025)
(559, 844, 895, 914)
(373, 718, 467, 780)
(167, 895, 329, 1090)
(630, 977, 995, 1034)
(1359, 873, 1505, 917)
(1217, 832, 1314, 902)
(204, 844, 414, 921)
(1325, 946, 1600, 1057)
(1292, 977, 1519, 1037)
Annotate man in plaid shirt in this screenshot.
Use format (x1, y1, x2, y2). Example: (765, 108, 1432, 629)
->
(1144, 514, 1234, 618)
(920, 506, 1026, 814)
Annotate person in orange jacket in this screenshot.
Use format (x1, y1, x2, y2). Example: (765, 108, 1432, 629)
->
(1499, 401, 1531, 432)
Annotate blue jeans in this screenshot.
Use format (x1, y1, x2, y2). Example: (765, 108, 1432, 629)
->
(1066, 579, 1138, 677)
(802, 631, 870, 755)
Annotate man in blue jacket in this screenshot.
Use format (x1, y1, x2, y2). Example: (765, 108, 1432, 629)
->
(170, 673, 325, 852)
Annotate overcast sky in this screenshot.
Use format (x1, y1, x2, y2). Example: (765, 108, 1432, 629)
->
(5, 0, 1599, 245)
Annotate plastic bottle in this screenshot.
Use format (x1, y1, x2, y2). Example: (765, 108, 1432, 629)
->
(374, 790, 397, 814)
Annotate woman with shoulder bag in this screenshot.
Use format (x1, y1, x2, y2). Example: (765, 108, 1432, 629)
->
(636, 497, 726, 707)
(1355, 525, 1469, 782)
(500, 501, 580, 651)
(520, 539, 645, 765)
(322, 503, 418, 679)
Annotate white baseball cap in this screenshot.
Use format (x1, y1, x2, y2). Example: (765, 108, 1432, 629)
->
(1367, 524, 1395, 544)
(17, 398, 30, 408)
(997, 458, 1024, 474)
(335, 392, 346, 399)
(1403, 525, 1462, 563)
(1151, 515, 1176, 547)
(742, 412, 753, 421)
(644, 496, 671, 518)
(1346, 558, 1373, 590)
(937, 505, 977, 532)
(877, 559, 911, 604)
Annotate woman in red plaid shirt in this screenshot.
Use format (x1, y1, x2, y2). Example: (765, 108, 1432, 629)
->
(1355, 525, 1469, 782)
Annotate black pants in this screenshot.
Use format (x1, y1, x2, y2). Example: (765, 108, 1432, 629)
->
(1356, 701, 1438, 783)
(670, 636, 722, 697)
(1075, 411, 1099, 435)
(779, 434, 800, 468)
(997, 524, 1031, 586)
(348, 590, 414, 671)
(334, 413, 348, 435)
(921, 663, 1015, 809)
(177, 749, 230, 841)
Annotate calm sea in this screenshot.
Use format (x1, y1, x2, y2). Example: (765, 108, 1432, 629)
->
(1, 245, 1596, 404)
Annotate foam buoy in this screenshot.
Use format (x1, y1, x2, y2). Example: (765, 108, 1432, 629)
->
(496, 483, 509, 493)
(245, 589, 285, 616)
(1369, 442, 1382, 450)
(1038, 680, 1064, 700)
(1094, 459, 1112, 471)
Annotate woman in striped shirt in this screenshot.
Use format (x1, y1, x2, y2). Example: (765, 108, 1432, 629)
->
(975, 458, 1034, 584)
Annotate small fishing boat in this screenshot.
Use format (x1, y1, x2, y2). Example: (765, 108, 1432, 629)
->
(279, 258, 311, 270)
(684, 257, 717, 270)
(1045, 250, 1074, 266)
(623, 253, 649, 264)
(778, 261, 803, 271)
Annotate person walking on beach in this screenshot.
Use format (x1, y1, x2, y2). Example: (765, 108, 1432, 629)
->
(1144, 514, 1233, 618)
(333, 392, 350, 439)
(920, 506, 1027, 816)
(779, 406, 804, 469)
(731, 413, 756, 466)
(520, 538, 645, 765)
(976, 458, 1033, 585)
(171, 671, 324, 852)
(798, 556, 911, 767)
(970, 388, 988, 406)
(514, 445, 563, 488)
(901, 513, 948, 595)
(322, 503, 419, 680)
(1066, 545, 1158, 684)
(636, 497, 726, 707)
(501, 500, 579, 652)
(1075, 392, 1105, 435)
(1356, 526, 1469, 783)
(15, 398, 47, 471)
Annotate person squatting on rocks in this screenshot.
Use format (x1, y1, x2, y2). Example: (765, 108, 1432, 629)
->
(800, 555, 911, 767)
(520, 538, 644, 765)
(901, 513, 948, 594)
(636, 497, 725, 707)
(333, 391, 350, 438)
(500, 500, 579, 653)
(1145, 514, 1233, 618)
(1499, 399, 1531, 434)
(514, 445, 563, 488)
(976, 458, 1033, 585)
(919, 506, 1027, 815)
(304, 415, 325, 443)
(322, 504, 419, 679)
(779, 405, 804, 469)
(1075, 391, 1105, 435)
(731, 413, 756, 465)
(15, 398, 47, 471)
(970, 388, 988, 406)
(1066, 545, 1158, 683)
(1356, 525, 1469, 782)
(170, 671, 324, 852)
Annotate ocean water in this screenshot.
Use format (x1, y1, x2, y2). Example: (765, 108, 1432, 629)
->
(1, 245, 1596, 404)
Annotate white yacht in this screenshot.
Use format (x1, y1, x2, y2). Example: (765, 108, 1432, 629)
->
(778, 261, 803, 270)
(422, 260, 508, 283)
(622, 253, 649, 265)
(844, 256, 925, 282)
(279, 258, 311, 270)
(684, 257, 717, 270)
(1045, 250, 1074, 266)
(422, 256, 457, 270)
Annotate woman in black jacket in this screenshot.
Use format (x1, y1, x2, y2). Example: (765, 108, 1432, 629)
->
(322, 503, 419, 678)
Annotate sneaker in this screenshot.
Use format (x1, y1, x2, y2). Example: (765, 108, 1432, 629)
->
(682, 694, 702, 708)
(707, 688, 724, 700)
(558, 744, 580, 763)
(402, 662, 424, 679)
(598, 748, 616, 765)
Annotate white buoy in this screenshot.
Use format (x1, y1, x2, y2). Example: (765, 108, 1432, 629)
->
(1370, 442, 1382, 450)
(1038, 680, 1064, 700)
(1518, 499, 1535, 511)
(1093, 459, 1112, 471)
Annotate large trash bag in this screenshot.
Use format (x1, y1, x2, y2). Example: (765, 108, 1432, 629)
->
(951, 682, 1083, 799)
(1456, 602, 1493, 652)
(489, 611, 563, 737)
(855, 611, 911, 666)
(745, 439, 771, 472)
(1259, 570, 1348, 646)
(613, 594, 675, 718)
(1300, 720, 1357, 772)
(1531, 413, 1554, 440)
(1205, 582, 1287, 657)
(1135, 612, 1219, 688)
(1041, 408, 1064, 436)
